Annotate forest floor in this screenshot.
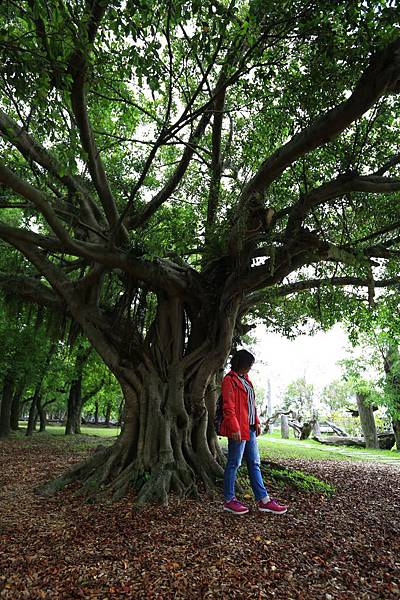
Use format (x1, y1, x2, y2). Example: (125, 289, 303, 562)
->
(1, 434, 400, 600)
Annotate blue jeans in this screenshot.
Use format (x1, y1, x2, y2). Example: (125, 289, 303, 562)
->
(223, 428, 268, 502)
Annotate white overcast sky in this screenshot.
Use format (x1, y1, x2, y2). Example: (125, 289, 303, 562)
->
(248, 323, 349, 408)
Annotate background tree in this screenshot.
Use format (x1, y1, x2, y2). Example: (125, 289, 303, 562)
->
(1, 1, 400, 502)
(339, 356, 382, 448)
(282, 376, 320, 439)
(283, 377, 315, 420)
(339, 297, 400, 449)
(319, 379, 359, 436)
(0, 297, 62, 437)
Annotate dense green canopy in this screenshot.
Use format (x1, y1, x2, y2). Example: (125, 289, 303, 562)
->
(0, 1, 399, 323)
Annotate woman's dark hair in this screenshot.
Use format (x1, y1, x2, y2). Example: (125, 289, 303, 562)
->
(230, 349, 255, 372)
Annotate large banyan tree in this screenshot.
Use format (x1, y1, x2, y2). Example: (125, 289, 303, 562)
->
(1, 0, 400, 503)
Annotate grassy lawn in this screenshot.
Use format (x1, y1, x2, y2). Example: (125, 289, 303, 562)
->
(11, 423, 119, 453)
(220, 431, 400, 463)
(17, 422, 119, 437)
(13, 423, 400, 464)
(257, 433, 400, 462)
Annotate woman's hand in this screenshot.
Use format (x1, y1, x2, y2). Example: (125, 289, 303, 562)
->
(256, 424, 261, 437)
(231, 431, 241, 442)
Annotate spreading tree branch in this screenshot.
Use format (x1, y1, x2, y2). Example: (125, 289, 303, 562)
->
(243, 276, 400, 312)
(0, 108, 105, 232)
(68, 0, 128, 242)
(228, 36, 400, 253)
(206, 83, 226, 234)
(0, 220, 194, 296)
(285, 174, 400, 237)
(0, 272, 65, 311)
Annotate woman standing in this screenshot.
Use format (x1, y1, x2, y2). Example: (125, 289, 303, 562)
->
(220, 349, 288, 515)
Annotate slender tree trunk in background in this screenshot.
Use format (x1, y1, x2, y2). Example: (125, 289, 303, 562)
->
(40, 400, 57, 428)
(26, 388, 40, 437)
(65, 347, 92, 435)
(281, 414, 289, 439)
(65, 377, 82, 435)
(26, 343, 56, 436)
(312, 417, 321, 437)
(94, 400, 99, 426)
(38, 397, 47, 432)
(10, 387, 24, 431)
(104, 401, 112, 427)
(356, 393, 378, 448)
(0, 374, 14, 438)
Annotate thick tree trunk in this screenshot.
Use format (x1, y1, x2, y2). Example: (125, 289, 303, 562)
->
(281, 414, 289, 439)
(0, 375, 14, 438)
(38, 294, 238, 504)
(40, 363, 226, 504)
(356, 393, 378, 449)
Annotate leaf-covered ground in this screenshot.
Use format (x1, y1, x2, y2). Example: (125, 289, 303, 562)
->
(1, 437, 400, 599)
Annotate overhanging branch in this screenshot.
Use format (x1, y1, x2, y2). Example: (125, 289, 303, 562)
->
(0, 221, 193, 296)
(285, 175, 400, 237)
(0, 108, 104, 232)
(0, 272, 65, 311)
(228, 36, 400, 253)
(243, 276, 400, 312)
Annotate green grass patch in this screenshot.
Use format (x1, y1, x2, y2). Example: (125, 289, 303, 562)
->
(257, 437, 347, 461)
(257, 434, 400, 462)
(266, 465, 335, 496)
(236, 462, 334, 496)
(18, 422, 119, 437)
(11, 425, 118, 454)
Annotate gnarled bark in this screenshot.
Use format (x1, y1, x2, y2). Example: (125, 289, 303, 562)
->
(39, 293, 236, 504)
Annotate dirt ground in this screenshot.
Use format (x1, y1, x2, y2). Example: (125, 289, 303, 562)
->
(1, 437, 399, 599)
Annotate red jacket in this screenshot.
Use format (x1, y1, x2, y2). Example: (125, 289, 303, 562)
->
(219, 371, 260, 441)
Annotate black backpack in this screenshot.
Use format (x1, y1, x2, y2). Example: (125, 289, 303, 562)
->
(214, 373, 236, 435)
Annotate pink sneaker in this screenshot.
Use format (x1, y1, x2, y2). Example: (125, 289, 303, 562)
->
(258, 498, 287, 514)
(223, 498, 249, 515)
